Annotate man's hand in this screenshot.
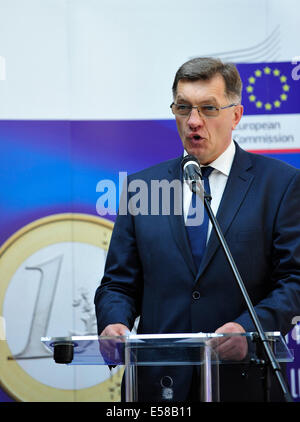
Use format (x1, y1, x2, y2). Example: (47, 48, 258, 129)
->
(99, 324, 130, 365)
(101, 323, 130, 337)
(212, 322, 248, 361)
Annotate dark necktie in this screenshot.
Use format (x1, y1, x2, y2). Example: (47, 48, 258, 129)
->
(186, 166, 214, 270)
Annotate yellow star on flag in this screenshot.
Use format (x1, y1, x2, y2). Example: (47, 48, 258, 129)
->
(246, 85, 253, 93)
(273, 69, 280, 76)
(254, 69, 262, 77)
(265, 103, 272, 110)
(280, 93, 288, 101)
(255, 101, 263, 108)
(282, 84, 290, 92)
(248, 76, 256, 84)
(249, 95, 256, 102)
(264, 66, 271, 74)
(274, 100, 281, 108)
(280, 75, 287, 83)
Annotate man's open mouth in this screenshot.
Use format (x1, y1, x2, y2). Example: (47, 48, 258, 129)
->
(189, 134, 203, 141)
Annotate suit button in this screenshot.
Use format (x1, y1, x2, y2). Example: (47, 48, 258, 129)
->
(192, 291, 200, 299)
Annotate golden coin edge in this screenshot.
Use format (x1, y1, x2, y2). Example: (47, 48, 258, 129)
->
(0, 213, 123, 402)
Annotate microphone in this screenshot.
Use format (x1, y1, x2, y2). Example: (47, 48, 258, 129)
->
(181, 154, 202, 181)
(181, 155, 212, 201)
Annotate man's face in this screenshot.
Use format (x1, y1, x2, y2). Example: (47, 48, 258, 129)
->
(174, 75, 243, 165)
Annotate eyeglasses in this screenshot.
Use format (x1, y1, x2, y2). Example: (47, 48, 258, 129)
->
(170, 102, 238, 118)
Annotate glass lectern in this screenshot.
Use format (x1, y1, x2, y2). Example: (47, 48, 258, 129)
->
(42, 332, 293, 402)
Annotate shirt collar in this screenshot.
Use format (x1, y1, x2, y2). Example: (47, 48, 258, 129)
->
(184, 139, 235, 177)
(209, 139, 235, 176)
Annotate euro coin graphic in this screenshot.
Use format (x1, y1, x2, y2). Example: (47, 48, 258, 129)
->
(0, 213, 123, 402)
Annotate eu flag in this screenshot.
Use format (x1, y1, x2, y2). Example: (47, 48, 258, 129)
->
(236, 62, 300, 115)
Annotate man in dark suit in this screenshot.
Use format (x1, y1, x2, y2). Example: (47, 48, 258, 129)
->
(94, 57, 300, 401)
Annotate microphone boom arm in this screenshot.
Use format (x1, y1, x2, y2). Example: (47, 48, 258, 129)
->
(192, 182, 293, 403)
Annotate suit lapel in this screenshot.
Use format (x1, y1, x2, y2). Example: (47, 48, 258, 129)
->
(166, 156, 198, 277)
(195, 144, 254, 280)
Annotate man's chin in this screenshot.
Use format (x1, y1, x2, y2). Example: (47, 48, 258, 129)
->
(185, 146, 208, 164)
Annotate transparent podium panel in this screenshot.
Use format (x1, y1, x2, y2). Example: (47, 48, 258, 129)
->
(42, 332, 293, 402)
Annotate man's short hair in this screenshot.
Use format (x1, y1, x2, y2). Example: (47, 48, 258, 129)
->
(172, 57, 242, 103)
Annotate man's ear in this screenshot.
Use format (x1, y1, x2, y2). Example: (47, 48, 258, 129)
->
(232, 104, 243, 130)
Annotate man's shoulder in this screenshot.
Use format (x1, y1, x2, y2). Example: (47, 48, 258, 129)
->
(237, 144, 300, 177)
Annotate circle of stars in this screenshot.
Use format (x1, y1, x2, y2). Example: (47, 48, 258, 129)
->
(246, 66, 289, 111)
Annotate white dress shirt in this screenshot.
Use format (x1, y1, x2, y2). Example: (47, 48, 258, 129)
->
(183, 140, 236, 242)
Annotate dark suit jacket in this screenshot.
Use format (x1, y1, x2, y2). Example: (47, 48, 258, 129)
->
(95, 143, 300, 401)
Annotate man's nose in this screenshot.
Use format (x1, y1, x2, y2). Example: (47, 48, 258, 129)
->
(187, 108, 205, 128)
